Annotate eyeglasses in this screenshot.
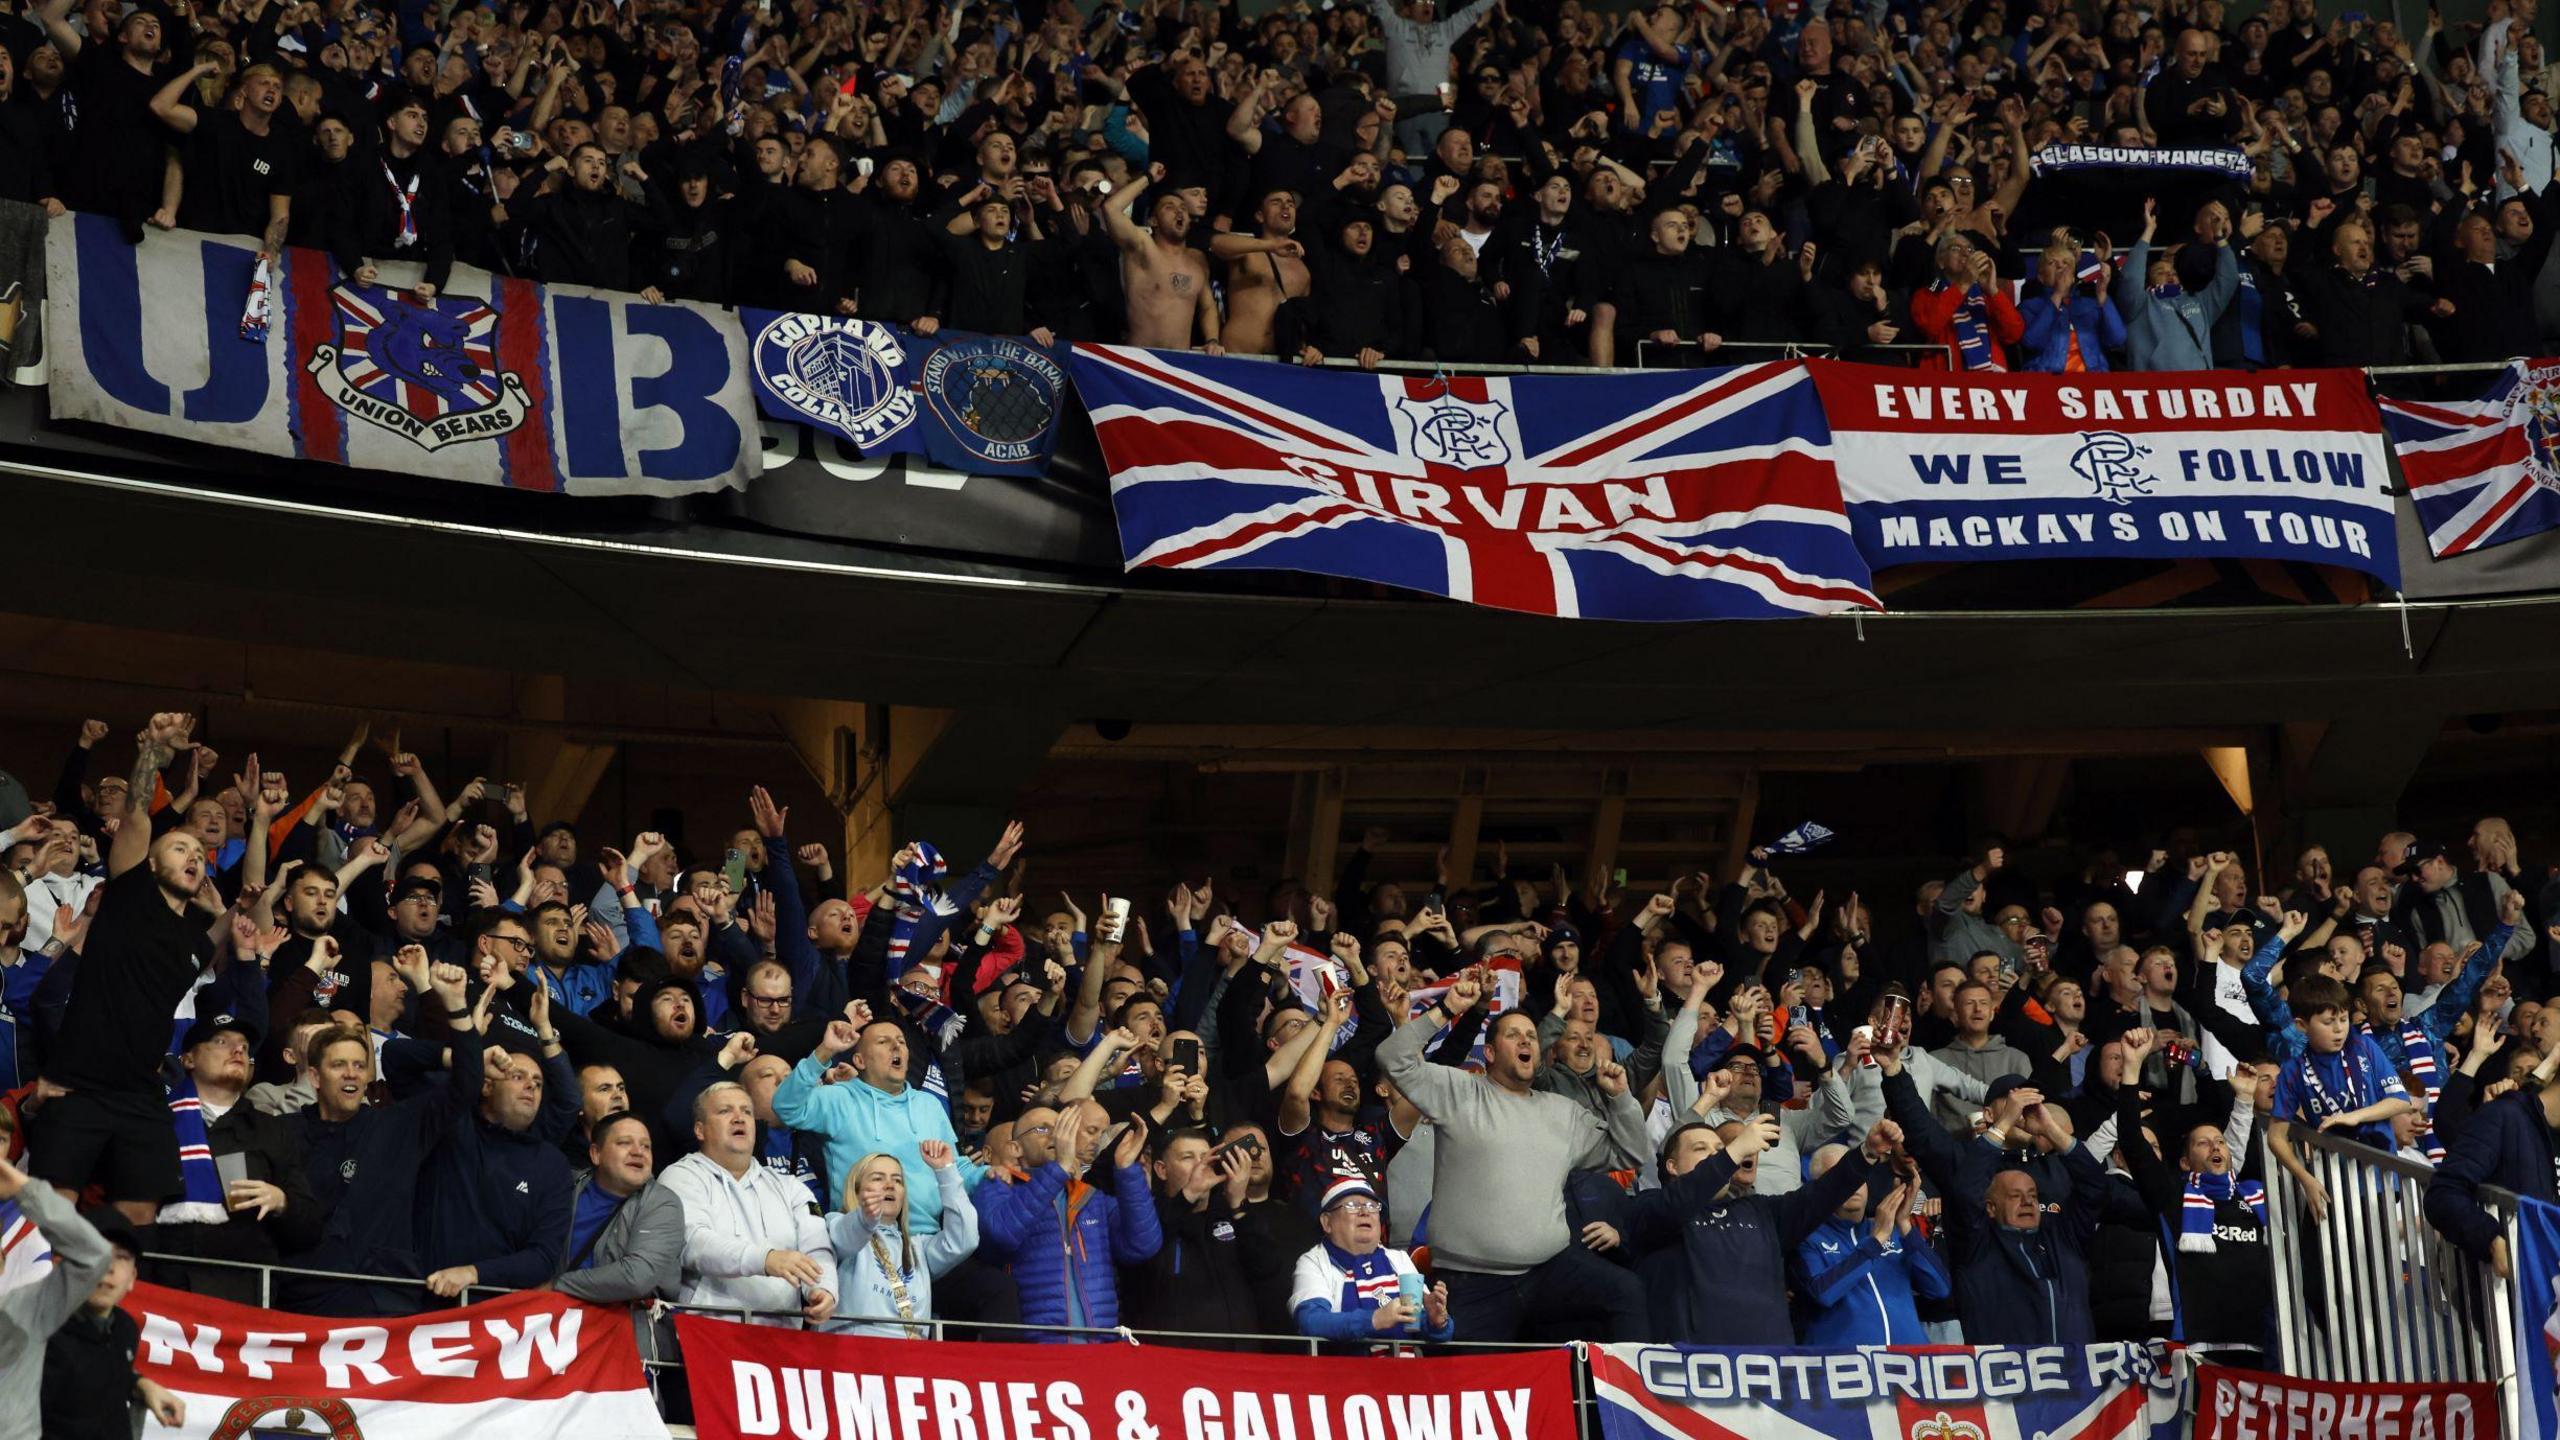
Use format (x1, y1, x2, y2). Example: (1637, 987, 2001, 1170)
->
(1329, 1199, 1382, 1215)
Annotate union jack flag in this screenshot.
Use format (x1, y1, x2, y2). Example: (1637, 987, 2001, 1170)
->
(330, 286, 503, 422)
(1069, 347, 1882, 621)
(2380, 359, 2560, 558)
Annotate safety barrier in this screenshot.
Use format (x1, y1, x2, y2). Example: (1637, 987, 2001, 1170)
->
(2264, 1129, 2523, 1439)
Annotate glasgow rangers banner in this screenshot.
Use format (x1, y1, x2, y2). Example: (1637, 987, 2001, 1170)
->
(2380, 359, 2560, 558)
(1588, 1341, 2186, 1440)
(1810, 362, 2400, 587)
(2193, 1366, 2499, 1440)
(46, 213, 760, 494)
(1070, 346, 1882, 621)
(127, 1280, 669, 1440)
(676, 1314, 1578, 1440)
(743, 312, 1069, 478)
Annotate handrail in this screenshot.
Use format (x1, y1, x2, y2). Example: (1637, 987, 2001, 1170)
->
(2263, 1128, 2521, 1440)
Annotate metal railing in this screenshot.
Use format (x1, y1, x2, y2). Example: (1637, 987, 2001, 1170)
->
(2265, 1130, 2521, 1438)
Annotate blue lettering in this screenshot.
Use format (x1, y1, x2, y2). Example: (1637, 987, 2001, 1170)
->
(551, 293, 622, 478)
(624, 304, 743, 482)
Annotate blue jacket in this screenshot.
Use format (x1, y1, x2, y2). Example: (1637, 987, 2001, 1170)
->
(1621, 1141, 1876, 1344)
(975, 1161, 1163, 1339)
(2115, 240, 2238, 371)
(414, 1041, 579, 1293)
(2425, 1091, 2558, 1261)
(2016, 287, 2126, 372)
(1795, 1212, 1952, 1345)
(772, 1055, 986, 1234)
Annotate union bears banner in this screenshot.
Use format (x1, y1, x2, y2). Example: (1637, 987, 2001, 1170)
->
(1810, 362, 2401, 587)
(676, 1314, 1578, 1440)
(742, 312, 1070, 478)
(1588, 1341, 2187, 1440)
(45, 213, 760, 494)
(125, 1280, 669, 1439)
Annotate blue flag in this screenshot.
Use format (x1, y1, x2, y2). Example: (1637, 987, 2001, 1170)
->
(742, 312, 1069, 477)
(2515, 1195, 2560, 1440)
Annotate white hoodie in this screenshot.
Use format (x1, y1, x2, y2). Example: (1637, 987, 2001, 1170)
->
(658, 1150, 836, 1326)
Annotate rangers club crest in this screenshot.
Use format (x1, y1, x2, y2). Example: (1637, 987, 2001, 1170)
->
(1391, 389, 1513, 468)
(2069, 430, 2155, 505)
(752, 314, 916, 450)
(303, 286, 530, 450)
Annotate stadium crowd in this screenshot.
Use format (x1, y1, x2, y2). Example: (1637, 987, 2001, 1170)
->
(4, 0, 2560, 369)
(2, 710, 2558, 1432)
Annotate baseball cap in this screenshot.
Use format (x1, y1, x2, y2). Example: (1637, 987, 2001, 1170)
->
(2394, 839, 2450, 878)
(181, 1012, 252, 1051)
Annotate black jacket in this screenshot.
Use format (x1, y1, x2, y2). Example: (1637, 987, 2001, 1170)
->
(1886, 1067, 2106, 1345)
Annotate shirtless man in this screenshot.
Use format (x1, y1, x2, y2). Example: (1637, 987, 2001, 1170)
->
(1107, 163, 1223, 352)
(1209, 188, 1310, 356)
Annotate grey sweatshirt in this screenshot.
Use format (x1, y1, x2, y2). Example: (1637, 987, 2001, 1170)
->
(1380, 1011, 1651, 1275)
(0, 1182, 114, 1440)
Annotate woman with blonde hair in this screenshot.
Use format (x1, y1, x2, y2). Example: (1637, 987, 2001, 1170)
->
(828, 1139, 980, 1336)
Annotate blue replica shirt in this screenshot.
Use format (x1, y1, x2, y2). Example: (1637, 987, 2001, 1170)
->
(2273, 1030, 2409, 1151)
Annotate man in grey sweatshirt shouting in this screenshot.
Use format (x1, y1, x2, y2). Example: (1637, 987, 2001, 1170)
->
(1379, 968, 1650, 1342)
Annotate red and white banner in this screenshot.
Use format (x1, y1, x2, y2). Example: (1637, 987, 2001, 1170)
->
(127, 1281, 669, 1440)
(676, 1315, 1578, 1440)
(2195, 1365, 2498, 1440)
(1809, 361, 2400, 586)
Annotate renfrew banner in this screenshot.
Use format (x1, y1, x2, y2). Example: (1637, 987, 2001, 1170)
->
(124, 1280, 669, 1440)
(1808, 362, 2401, 588)
(1588, 1340, 2187, 1440)
(45, 212, 760, 494)
(675, 1315, 1578, 1440)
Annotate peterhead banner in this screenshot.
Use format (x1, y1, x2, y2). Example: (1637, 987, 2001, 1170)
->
(125, 1280, 669, 1440)
(1588, 1340, 2187, 1440)
(675, 1315, 1579, 1440)
(45, 212, 760, 494)
(2194, 1366, 2499, 1440)
(743, 312, 1071, 478)
(1069, 346, 1885, 621)
(1810, 361, 2401, 588)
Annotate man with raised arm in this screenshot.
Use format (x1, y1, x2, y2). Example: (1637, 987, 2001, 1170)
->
(1105, 163, 1223, 352)
(1377, 968, 1650, 1341)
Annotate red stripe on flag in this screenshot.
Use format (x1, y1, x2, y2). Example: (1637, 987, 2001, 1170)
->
(2444, 475, 2539, 555)
(2404, 427, 2529, 491)
(1139, 500, 1365, 569)
(496, 277, 557, 493)
(284, 253, 344, 465)
(1090, 347, 1364, 455)
(1541, 364, 1783, 468)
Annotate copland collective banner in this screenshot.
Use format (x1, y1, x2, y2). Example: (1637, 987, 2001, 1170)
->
(1588, 1340, 2188, 1440)
(45, 212, 760, 494)
(676, 1314, 1578, 1440)
(1809, 361, 2402, 588)
(125, 1281, 670, 1440)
